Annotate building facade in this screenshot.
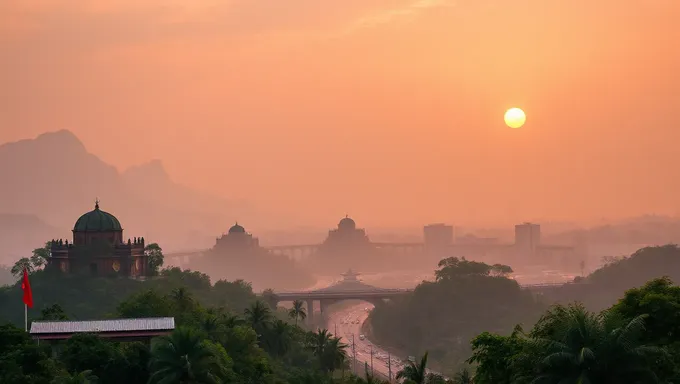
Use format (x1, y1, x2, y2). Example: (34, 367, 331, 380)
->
(48, 201, 149, 277)
(214, 222, 260, 251)
(515, 222, 541, 253)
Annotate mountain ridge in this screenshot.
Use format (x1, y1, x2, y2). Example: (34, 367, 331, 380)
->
(0, 130, 254, 260)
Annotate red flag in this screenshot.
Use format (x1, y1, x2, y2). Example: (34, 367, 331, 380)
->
(21, 269, 33, 308)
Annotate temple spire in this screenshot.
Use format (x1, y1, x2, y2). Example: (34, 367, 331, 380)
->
(95, 198, 100, 210)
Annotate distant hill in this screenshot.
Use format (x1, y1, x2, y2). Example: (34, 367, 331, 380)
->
(0, 130, 255, 258)
(546, 215, 680, 247)
(0, 213, 58, 264)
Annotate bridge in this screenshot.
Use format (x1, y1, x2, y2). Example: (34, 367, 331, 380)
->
(271, 279, 580, 324)
(273, 288, 412, 323)
(271, 270, 414, 323)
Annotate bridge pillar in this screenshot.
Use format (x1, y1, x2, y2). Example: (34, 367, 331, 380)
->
(306, 299, 314, 324)
(319, 299, 332, 318)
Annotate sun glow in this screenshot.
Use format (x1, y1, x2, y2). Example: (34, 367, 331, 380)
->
(504, 108, 526, 129)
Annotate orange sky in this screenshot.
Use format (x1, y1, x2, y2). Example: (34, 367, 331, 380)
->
(1, 0, 679, 228)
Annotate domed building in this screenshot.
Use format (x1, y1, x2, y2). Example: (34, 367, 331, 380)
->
(323, 216, 370, 248)
(197, 222, 314, 290)
(48, 201, 149, 277)
(308, 216, 382, 274)
(214, 222, 259, 250)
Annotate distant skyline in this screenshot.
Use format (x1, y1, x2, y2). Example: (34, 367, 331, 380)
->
(2, 1, 679, 227)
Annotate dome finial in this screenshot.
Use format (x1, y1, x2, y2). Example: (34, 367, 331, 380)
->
(95, 198, 100, 210)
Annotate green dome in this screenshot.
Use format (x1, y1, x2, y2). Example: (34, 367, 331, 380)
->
(73, 202, 122, 232)
(229, 222, 245, 234)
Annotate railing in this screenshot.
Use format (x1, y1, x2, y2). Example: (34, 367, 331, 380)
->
(275, 288, 412, 295)
(521, 282, 578, 288)
(274, 282, 582, 297)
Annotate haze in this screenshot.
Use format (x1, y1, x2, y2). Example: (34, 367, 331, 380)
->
(1, 0, 679, 228)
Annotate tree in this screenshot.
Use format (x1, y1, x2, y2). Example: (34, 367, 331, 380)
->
(39, 303, 69, 320)
(396, 352, 429, 384)
(490, 264, 513, 277)
(262, 288, 278, 309)
(452, 367, 474, 384)
(59, 334, 122, 382)
(116, 290, 174, 318)
(288, 300, 307, 326)
(320, 336, 347, 373)
(369, 257, 538, 371)
(169, 287, 194, 312)
(31, 242, 51, 269)
(10, 257, 33, 278)
(609, 277, 680, 380)
(308, 329, 347, 373)
(244, 300, 272, 339)
(51, 370, 98, 384)
(528, 303, 668, 383)
(148, 327, 233, 384)
(468, 329, 526, 384)
(264, 319, 292, 357)
(144, 243, 164, 276)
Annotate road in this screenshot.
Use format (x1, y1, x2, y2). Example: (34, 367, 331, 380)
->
(327, 303, 404, 381)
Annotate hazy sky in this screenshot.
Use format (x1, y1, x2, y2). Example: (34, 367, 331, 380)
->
(1, 0, 679, 227)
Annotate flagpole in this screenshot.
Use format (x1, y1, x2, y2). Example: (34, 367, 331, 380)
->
(24, 303, 27, 332)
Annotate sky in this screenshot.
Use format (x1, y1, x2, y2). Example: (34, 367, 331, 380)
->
(1, 0, 679, 228)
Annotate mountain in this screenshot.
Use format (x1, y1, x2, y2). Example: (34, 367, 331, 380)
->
(0, 214, 59, 265)
(0, 130, 255, 258)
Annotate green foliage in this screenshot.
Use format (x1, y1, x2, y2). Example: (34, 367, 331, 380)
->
(0, 265, 362, 384)
(144, 243, 164, 276)
(10, 242, 52, 279)
(470, 303, 672, 383)
(148, 327, 233, 383)
(369, 257, 541, 372)
(0, 266, 257, 325)
(39, 303, 69, 320)
(288, 300, 307, 326)
(11, 257, 33, 278)
(571, 245, 680, 310)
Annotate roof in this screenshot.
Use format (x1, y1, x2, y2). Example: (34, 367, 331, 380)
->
(338, 216, 356, 230)
(311, 279, 384, 293)
(30, 317, 175, 335)
(229, 222, 245, 234)
(73, 201, 122, 232)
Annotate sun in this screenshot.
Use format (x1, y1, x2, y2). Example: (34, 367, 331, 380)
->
(504, 107, 526, 128)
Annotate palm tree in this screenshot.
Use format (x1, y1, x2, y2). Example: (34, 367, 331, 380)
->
(452, 367, 474, 384)
(309, 329, 332, 357)
(397, 352, 429, 384)
(264, 319, 292, 357)
(220, 312, 244, 328)
(321, 336, 348, 373)
(170, 287, 194, 311)
(148, 327, 230, 384)
(51, 370, 98, 384)
(529, 303, 667, 383)
(201, 314, 222, 341)
(288, 300, 307, 326)
(244, 300, 272, 338)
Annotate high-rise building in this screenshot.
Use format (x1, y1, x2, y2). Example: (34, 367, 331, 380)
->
(514, 222, 541, 253)
(424, 224, 454, 250)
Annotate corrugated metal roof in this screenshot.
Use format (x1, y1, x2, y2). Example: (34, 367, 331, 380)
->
(30, 317, 175, 334)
